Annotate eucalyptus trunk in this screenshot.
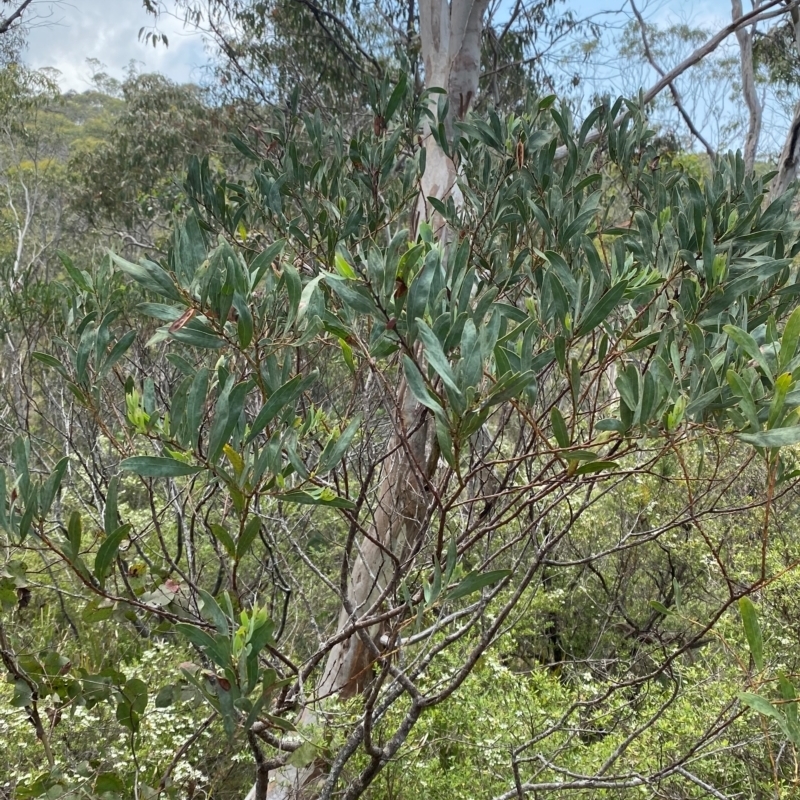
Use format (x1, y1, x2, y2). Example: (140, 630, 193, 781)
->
(255, 2, 488, 798)
(732, 0, 762, 171)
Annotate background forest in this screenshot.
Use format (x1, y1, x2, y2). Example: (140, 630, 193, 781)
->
(4, 1, 800, 799)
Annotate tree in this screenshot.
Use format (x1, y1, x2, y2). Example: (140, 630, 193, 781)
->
(732, 0, 762, 171)
(154, 0, 582, 120)
(68, 70, 228, 251)
(5, 78, 800, 800)
(8, 2, 800, 800)
(758, 1, 800, 196)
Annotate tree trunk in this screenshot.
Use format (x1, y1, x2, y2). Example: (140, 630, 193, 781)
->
(772, 3, 800, 197)
(417, 0, 489, 220)
(251, 2, 489, 798)
(732, 0, 761, 171)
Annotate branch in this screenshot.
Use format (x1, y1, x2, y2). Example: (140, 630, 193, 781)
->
(0, 0, 34, 34)
(641, 0, 794, 106)
(158, 713, 216, 791)
(630, 0, 716, 158)
(556, 0, 800, 160)
(674, 766, 732, 800)
(290, 0, 383, 74)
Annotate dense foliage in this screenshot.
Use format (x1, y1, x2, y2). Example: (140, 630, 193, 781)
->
(5, 3, 800, 800)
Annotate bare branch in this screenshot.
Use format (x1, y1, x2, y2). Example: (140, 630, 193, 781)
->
(290, 0, 383, 74)
(641, 0, 794, 105)
(557, 0, 800, 160)
(630, 0, 716, 158)
(0, 0, 34, 35)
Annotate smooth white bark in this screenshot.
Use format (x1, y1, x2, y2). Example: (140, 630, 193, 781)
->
(252, 3, 488, 798)
(732, 0, 762, 171)
(417, 0, 489, 222)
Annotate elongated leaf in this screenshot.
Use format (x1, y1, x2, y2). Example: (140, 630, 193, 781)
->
(543, 250, 578, 298)
(317, 415, 362, 474)
(278, 488, 356, 509)
(296, 273, 325, 325)
(169, 325, 226, 349)
(40, 457, 69, 516)
(724, 324, 773, 384)
(417, 320, 461, 397)
(484, 370, 536, 407)
(738, 427, 800, 448)
(210, 524, 236, 559)
(406, 251, 437, 335)
(778, 673, 800, 743)
(333, 253, 357, 279)
(94, 524, 131, 582)
(459, 318, 482, 390)
(175, 623, 230, 668)
(385, 72, 407, 121)
(326, 276, 379, 316)
(110, 252, 182, 302)
(58, 251, 92, 292)
(726, 369, 760, 432)
(445, 569, 511, 602)
(139, 303, 183, 323)
(31, 352, 68, 377)
(207, 380, 232, 464)
(120, 456, 205, 478)
(250, 240, 286, 290)
(187, 368, 210, 449)
(75, 325, 96, 384)
(100, 330, 137, 378)
(247, 372, 318, 444)
(575, 460, 618, 475)
(740, 693, 790, 736)
(402, 355, 442, 412)
(739, 596, 764, 671)
(780, 306, 800, 371)
(233, 293, 253, 348)
(236, 516, 262, 561)
(104, 475, 120, 535)
(445, 535, 457, 583)
(66, 510, 82, 560)
(198, 589, 230, 635)
(767, 372, 792, 430)
(283, 263, 302, 332)
(247, 618, 275, 657)
(575, 281, 628, 337)
(550, 407, 570, 448)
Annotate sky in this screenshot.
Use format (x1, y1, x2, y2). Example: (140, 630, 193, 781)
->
(18, 0, 752, 93)
(22, 0, 209, 91)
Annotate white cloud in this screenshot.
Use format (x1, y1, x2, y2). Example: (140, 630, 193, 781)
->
(22, 0, 209, 90)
